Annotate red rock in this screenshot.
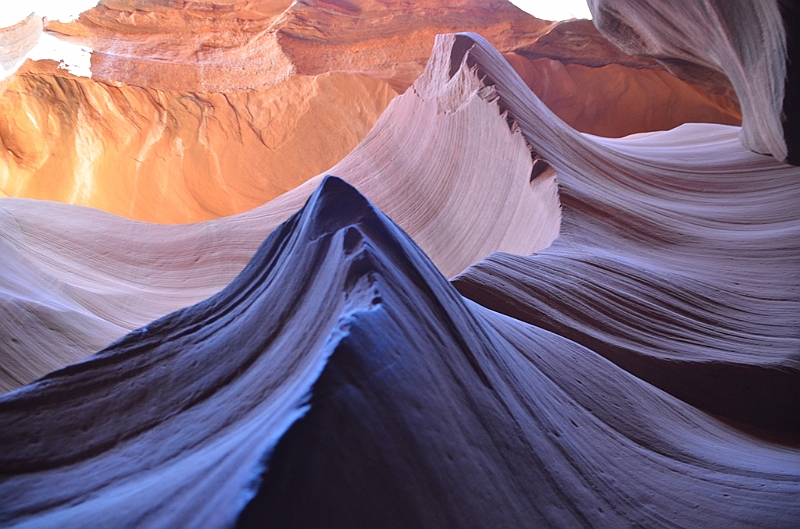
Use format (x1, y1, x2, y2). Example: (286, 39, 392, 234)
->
(0, 0, 742, 222)
(0, 4, 798, 527)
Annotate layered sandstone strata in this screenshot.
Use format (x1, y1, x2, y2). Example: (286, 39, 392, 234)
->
(1, 0, 741, 222)
(588, 0, 795, 162)
(1, 3, 798, 527)
(0, 40, 560, 390)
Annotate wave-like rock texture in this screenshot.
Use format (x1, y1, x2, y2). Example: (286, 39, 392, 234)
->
(1, 176, 799, 528)
(0, 42, 560, 391)
(2, 13, 800, 529)
(0, 0, 544, 222)
(587, 0, 795, 163)
(0, 0, 741, 222)
(444, 33, 800, 434)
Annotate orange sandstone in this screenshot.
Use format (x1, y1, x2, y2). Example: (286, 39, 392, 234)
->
(0, 1, 741, 223)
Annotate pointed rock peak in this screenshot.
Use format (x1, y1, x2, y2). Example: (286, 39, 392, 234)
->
(448, 34, 478, 77)
(312, 175, 370, 214)
(302, 175, 379, 241)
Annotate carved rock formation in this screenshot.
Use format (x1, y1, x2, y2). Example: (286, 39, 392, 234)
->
(503, 18, 741, 137)
(0, 62, 396, 222)
(588, 0, 796, 163)
(2, 172, 799, 527)
(1, 2, 799, 528)
(0, 41, 560, 390)
(0, 0, 741, 222)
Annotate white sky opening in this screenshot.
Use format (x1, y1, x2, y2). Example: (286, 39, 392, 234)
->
(0, 1, 100, 80)
(0, 1, 101, 27)
(509, 0, 592, 21)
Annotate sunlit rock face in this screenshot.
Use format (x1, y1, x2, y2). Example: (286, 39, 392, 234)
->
(503, 18, 741, 138)
(52, 0, 547, 91)
(588, 0, 797, 163)
(1, 1, 799, 527)
(0, 62, 396, 222)
(0, 36, 561, 391)
(0, 0, 544, 223)
(0, 0, 742, 222)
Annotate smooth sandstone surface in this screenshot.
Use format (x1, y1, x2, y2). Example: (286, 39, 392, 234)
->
(0, 42, 560, 391)
(454, 28, 799, 432)
(0, 65, 397, 222)
(1, 1, 799, 527)
(0, 0, 741, 223)
(502, 18, 741, 138)
(1, 175, 798, 528)
(588, 0, 789, 161)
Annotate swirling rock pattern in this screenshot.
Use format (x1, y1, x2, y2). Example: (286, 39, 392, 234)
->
(588, 0, 794, 163)
(0, 44, 560, 391)
(1, 0, 741, 222)
(450, 32, 800, 434)
(1, 176, 798, 527)
(1, 2, 800, 528)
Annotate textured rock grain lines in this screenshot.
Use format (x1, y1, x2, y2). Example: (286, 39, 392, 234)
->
(0, 1, 799, 527)
(0, 47, 559, 390)
(1, 177, 798, 528)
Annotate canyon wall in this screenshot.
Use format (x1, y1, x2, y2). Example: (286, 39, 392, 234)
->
(0, 1, 798, 527)
(1, 0, 740, 222)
